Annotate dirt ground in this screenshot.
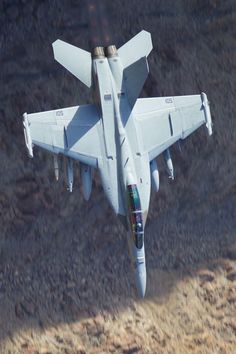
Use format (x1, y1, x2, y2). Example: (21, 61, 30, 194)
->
(0, 0, 235, 353)
(0, 254, 236, 353)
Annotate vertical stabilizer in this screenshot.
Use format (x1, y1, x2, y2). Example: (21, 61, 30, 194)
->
(117, 30, 152, 69)
(123, 56, 149, 109)
(116, 30, 153, 109)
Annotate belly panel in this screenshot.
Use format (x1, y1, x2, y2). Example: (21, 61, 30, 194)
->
(99, 157, 125, 216)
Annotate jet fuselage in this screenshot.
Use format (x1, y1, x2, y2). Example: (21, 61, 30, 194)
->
(91, 46, 150, 296)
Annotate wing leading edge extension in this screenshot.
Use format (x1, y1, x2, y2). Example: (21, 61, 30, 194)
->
(23, 104, 103, 168)
(133, 93, 212, 161)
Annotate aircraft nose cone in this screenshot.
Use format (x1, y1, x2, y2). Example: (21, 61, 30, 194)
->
(135, 260, 146, 298)
(129, 240, 147, 298)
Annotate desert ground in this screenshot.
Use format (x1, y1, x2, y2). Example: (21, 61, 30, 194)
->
(0, 0, 235, 353)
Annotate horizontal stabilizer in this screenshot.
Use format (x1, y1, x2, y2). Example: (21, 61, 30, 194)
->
(52, 39, 92, 88)
(118, 30, 153, 68)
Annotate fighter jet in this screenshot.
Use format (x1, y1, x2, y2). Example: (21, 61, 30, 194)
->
(23, 30, 212, 297)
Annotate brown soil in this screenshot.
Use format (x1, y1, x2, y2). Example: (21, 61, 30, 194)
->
(1, 256, 236, 353)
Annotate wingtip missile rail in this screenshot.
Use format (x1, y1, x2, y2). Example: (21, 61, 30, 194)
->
(22, 113, 33, 158)
(201, 92, 213, 136)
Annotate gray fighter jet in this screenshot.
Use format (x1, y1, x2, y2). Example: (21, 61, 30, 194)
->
(23, 30, 212, 297)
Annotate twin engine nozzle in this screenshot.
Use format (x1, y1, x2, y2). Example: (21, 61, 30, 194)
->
(92, 45, 117, 59)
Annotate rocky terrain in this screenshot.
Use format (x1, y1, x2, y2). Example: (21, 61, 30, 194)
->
(0, 0, 235, 353)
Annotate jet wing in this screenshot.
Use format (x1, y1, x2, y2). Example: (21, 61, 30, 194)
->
(132, 93, 212, 161)
(23, 104, 103, 167)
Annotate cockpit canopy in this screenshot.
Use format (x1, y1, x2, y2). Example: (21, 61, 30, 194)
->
(127, 184, 144, 249)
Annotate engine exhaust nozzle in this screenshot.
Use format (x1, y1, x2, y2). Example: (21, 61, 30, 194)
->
(92, 46, 105, 59)
(105, 45, 118, 58)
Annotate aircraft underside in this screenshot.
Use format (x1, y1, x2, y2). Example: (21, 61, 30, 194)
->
(22, 30, 212, 298)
